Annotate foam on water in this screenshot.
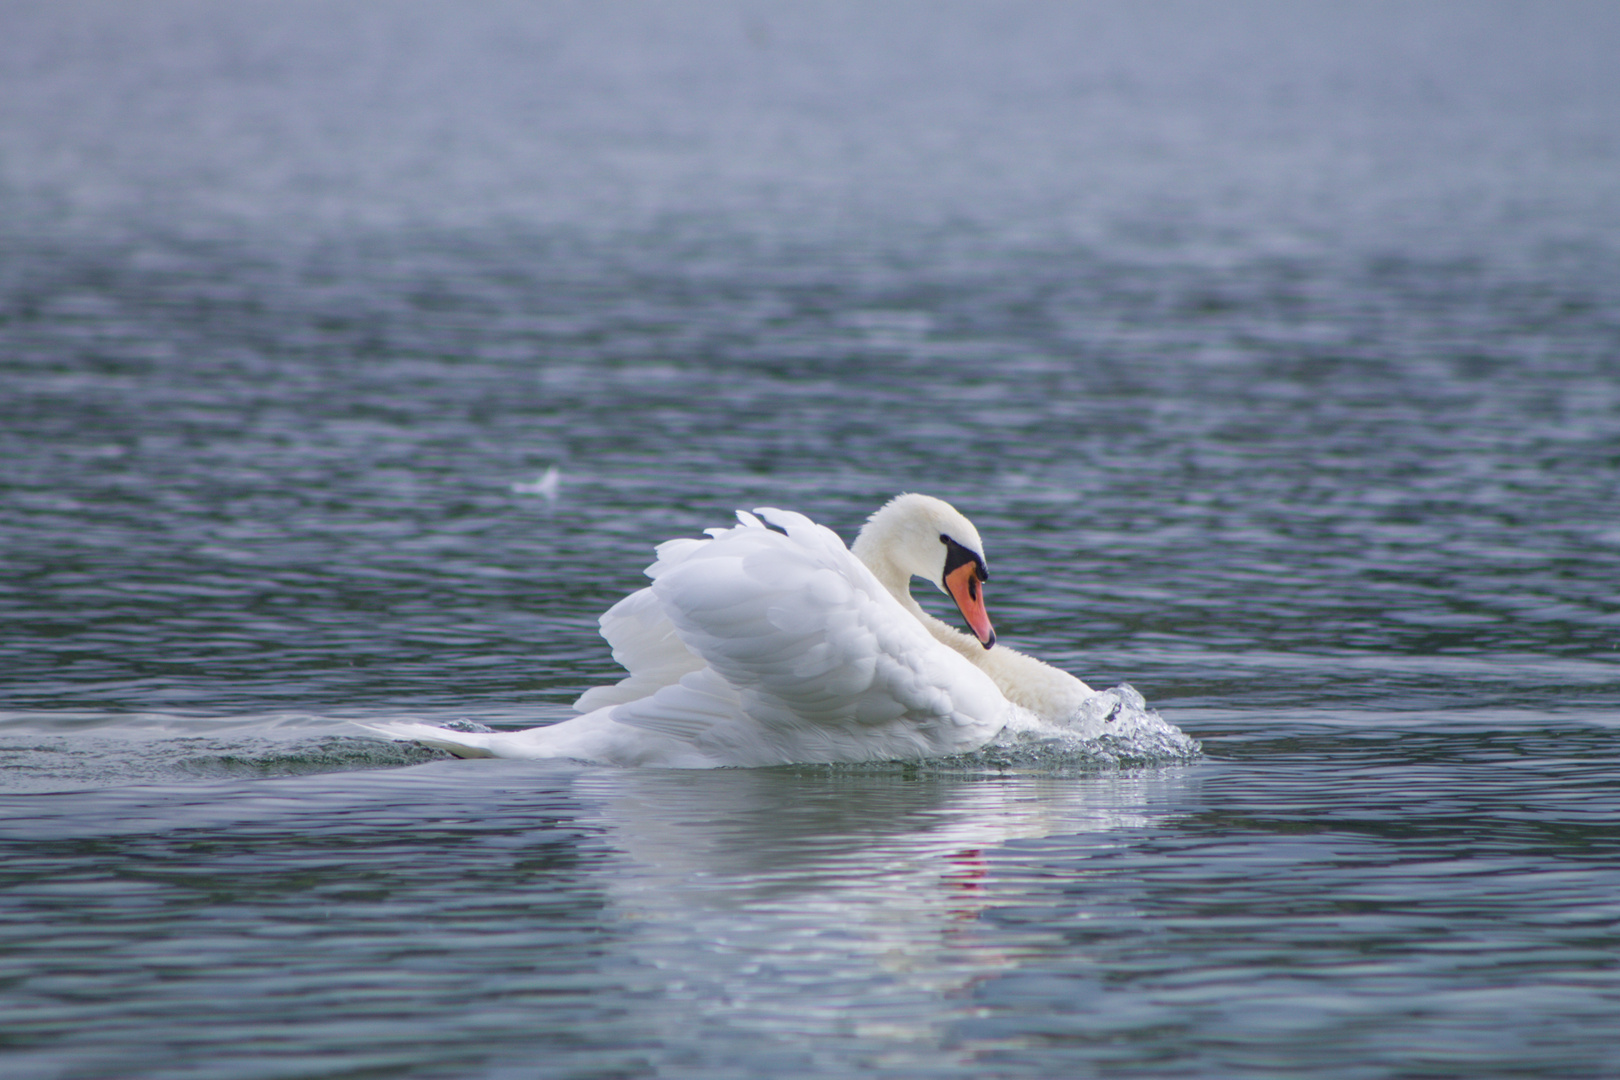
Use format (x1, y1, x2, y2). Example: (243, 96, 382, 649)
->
(0, 715, 447, 793)
(743, 685, 1202, 776)
(924, 683, 1202, 772)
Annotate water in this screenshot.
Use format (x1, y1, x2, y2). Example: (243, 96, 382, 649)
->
(4, 1, 1620, 1075)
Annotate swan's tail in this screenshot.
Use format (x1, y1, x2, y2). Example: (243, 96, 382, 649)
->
(351, 720, 501, 758)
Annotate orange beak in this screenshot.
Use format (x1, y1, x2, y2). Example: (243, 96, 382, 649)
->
(945, 561, 996, 649)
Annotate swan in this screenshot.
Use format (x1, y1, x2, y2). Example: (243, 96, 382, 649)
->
(357, 494, 1096, 767)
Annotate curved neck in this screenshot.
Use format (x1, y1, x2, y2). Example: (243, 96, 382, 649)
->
(851, 540, 907, 600)
(850, 528, 931, 622)
(872, 551, 1091, 722)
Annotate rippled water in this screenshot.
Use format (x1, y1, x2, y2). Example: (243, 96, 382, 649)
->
(4, 2, 1620, 1076)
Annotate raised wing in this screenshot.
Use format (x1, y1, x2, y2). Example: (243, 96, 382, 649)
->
(601, 508, 1011, 764)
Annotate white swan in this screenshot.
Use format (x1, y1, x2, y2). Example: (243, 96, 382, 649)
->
(358, 494, 1096, 767)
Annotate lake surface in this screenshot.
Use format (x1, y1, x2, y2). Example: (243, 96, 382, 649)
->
(4, 2, 1620, 1076)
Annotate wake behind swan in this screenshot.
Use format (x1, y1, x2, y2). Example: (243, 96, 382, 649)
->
(357, 495, 1198, 767)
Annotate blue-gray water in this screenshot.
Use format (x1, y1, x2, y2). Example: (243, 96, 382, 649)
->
(4, 2, 1620, 1076)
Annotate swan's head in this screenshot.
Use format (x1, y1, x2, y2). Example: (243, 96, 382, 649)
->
(851, 493, 996, 649)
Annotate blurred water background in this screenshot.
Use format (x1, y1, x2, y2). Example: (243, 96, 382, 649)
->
(3, 2, 1620, 1076)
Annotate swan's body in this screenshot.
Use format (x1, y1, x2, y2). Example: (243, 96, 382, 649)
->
(359, 495, 1094, 767)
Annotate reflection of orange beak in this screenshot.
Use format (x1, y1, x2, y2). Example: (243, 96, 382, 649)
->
(945, 562, 996, 649)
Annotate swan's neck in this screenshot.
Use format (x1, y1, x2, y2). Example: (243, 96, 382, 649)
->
(849, 509, 932, 603)
(853, 546, 1093, 724)
(851, 542, 928, 617)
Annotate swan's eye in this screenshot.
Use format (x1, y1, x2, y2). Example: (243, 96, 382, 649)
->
(940, 534, 988, 584)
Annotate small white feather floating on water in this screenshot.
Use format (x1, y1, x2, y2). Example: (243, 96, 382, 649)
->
(511, 465, 561, 499)
(357, 494, 1199, 768)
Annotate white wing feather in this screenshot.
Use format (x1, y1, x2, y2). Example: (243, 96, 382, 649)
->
(571, 585, 705, 713)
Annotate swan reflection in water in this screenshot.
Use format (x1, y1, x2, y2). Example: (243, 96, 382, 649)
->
(566, 762, 1197, 1048)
